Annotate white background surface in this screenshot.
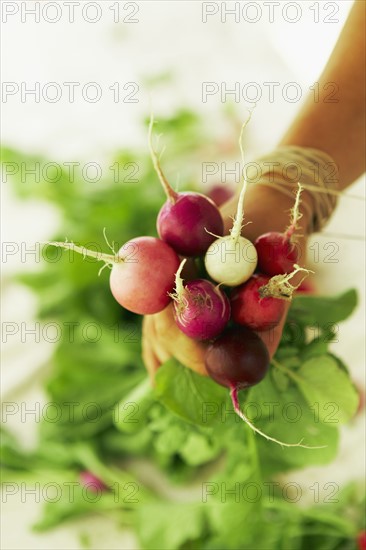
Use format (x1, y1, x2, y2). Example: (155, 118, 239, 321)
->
(1, 1, 364, 549)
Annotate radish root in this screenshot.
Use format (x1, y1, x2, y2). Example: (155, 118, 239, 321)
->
(230, 386, 326, 449)
(284, 183, 303, 240)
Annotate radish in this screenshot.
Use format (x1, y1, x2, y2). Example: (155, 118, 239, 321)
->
(149, 115, 224, 256)
(231, 274, 286, 331)
(47, 235, 180, 315)
(205, 326, 325, 448)
(171, 259, 230, 340)
(207, 184, 234, 206)
(255, 184, 303, 276)
(204, 117, 258, 286)
(205, 326, 269, 389)
(79, 471, 107, 492)
(296, 279, 316, 294)
(357, 531, 366, 550)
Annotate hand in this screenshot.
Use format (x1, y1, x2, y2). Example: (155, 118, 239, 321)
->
(142, 183, 311, 379)
(142, 301, 291, 379)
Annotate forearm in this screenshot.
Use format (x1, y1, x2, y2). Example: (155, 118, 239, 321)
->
(279, 1, 366, 190)
(223, 2, 365, 236)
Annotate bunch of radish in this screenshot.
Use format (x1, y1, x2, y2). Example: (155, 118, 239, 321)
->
(48, 114, 315, 447)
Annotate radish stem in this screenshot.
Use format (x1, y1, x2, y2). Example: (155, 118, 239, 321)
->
(172, 258, 187, 299)
(230, 108, 254, 242)
(259, 264, 313, 301)
(148, 114, 177, 204)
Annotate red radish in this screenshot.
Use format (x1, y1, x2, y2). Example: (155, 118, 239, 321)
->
(79, 471, 107, 492)
(358, 531, 366, 550)
(171, 259, 230, 340)
(47, 236, 180, 315)
(149, 115, 224, 256)
(231, 274, 286, 331)
(207, 184, 234, 207)
(204, 116, 257, 286)
(255, 184, 303, 276)
(205, 326, 325, 448)
(296, 279, 316, 294)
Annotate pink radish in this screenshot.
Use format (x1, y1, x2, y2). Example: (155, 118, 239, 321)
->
(171, 259, 230, 340)
(204, 115, 258, 286)
(79, 471, 107, 492)
(47, 236, 180, 315)
(205, 326, 325, 448)
(255, 184, 303, 276)
(149, 115, 224, 256)
(231, 274, 286, 331)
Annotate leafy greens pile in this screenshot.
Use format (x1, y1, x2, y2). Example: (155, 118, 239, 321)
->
(1, 110, 364, 550)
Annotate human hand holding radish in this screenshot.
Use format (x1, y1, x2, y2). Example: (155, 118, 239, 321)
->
(44, 0, 365, 448)
(48, 111, 323, 447)
(142, 179, 311, 377)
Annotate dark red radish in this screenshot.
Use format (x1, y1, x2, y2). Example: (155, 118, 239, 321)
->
(171, 259, 230, 340)
(255, 183, 303, 276)
(79, 471, 107, 492)
(205, 326, 269, 390)
(207, 184, 234, 207)
(47, 236, 180, 315)
(205, 326, 324, 448)
(148, 115, 223, 256)
(231, 274, 286, 331)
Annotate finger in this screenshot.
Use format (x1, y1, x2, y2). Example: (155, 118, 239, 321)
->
(144, 309, 174, 366)
(143, 312, 174, 373)
(142, 317, 161, 378)
(256, 303, 290, 359)
(173, 336, 208, 376)
(142, 341, 161, 381)
(152, 339, 172, 366)
(153, 304, 208, 376)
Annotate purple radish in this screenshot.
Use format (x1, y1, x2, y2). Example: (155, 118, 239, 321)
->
(171, 259, 230, 340)
(148, 115, 224, 256)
